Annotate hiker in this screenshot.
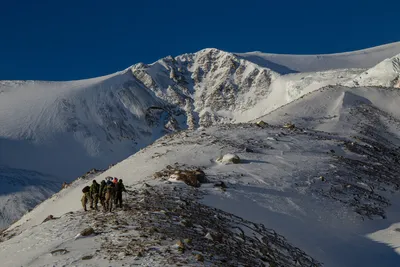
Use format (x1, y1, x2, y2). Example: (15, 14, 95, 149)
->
(113, 177, 118, 185)
(115, 179, 127, 208)
(104, 182, 115, 212)
(81, 185, 91, 211)
(99, 180, 107, 208)
(89, 180, 100, 210)
(106, 176, 113, 186)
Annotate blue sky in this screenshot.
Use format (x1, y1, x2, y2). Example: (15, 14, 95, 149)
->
(1, 0, 399, 81)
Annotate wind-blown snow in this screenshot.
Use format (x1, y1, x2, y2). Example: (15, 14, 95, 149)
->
(236, 41, 400, 73)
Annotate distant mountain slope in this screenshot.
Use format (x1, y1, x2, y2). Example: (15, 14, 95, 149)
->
(259, 85, 400, 139)
(0, 71, 176, 179)
(237, 42, 400, 73)
(348, 53, 400, 88)
(0, 166, 60, 229)
(0, 48, 282, 180)
(234, 68, 364, 122)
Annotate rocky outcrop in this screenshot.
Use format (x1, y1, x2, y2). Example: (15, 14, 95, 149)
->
(153, 165, 208, 187)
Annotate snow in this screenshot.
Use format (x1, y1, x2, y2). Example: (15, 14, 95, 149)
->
(237, 41, 400, 73)
(234, 68, 364, 122)
(0, 166, 61, 229)
(2, 42, 400, 266)
(257, 86, 400, 136)
(3, 101, 400, 266)
(1, 42, 399, 181)
(347, 54, 400, 88)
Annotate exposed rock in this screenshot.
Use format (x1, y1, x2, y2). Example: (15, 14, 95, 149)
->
(82, 255, 93, 260)
(50, 249, 69, 256)
(42, 215, 58, 223)
(195, 254, 204, 262)
(80, 227, 95, 236)
(256, 120, 268, 127)
(170, 171, 200, 187)
(61, 182, 71, 189)
(214, 181, 227, 189)
(168, 168, 208, 187)
(244, 147, 254, 153)
(96, 184, 321, 266)
(283, 123, 296, 129)
(180, 219, 193, 227)
(194, 169, 207, 183)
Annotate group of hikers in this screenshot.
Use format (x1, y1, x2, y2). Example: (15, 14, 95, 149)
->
(81, 176, 127, 212)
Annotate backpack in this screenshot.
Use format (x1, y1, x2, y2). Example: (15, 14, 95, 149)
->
(82, 186, 90, 193)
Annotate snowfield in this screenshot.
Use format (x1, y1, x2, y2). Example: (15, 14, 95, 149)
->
(2, 42, 400, 266)
(3, 113, 400, 266)
(236, 41, 400, 73)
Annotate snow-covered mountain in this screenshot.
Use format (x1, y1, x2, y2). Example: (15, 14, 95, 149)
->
(348, 54, 400, 88)
(2, 42, 400, 265)
(2, 43, 400, 180)
(0, 166, 61, 229)
(237, 41, 400, 73)
(2, 86, 400, 266)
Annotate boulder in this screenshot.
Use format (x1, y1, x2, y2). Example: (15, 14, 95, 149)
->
(194, 169, 207, 183)
(256, 120, 267, 127)
(169, 168, 208, 187)
(216, 154, 241, 164)
(80, 227, 95, 236)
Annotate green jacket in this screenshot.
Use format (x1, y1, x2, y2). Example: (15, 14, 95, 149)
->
(99, 181, 106, 197)
(115, 180, 126, 193)
(90, 182, 99, 196)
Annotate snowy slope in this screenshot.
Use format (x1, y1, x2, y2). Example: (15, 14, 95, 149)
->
(347, 53, 400, 88)
(237, 41, 400, 73)
(258, 85, 400, 136)
(2, 42, 400, 231)
(234, 68, 364, 122)
(2, 43, 400, 180)
(3, 90, 400, 267)
(0, 166, 60, 229)
(0, 71, 173, 179)
(0, 70, 182, 228)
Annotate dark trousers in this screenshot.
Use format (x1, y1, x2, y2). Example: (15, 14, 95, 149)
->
(115, 192, 123, 208)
